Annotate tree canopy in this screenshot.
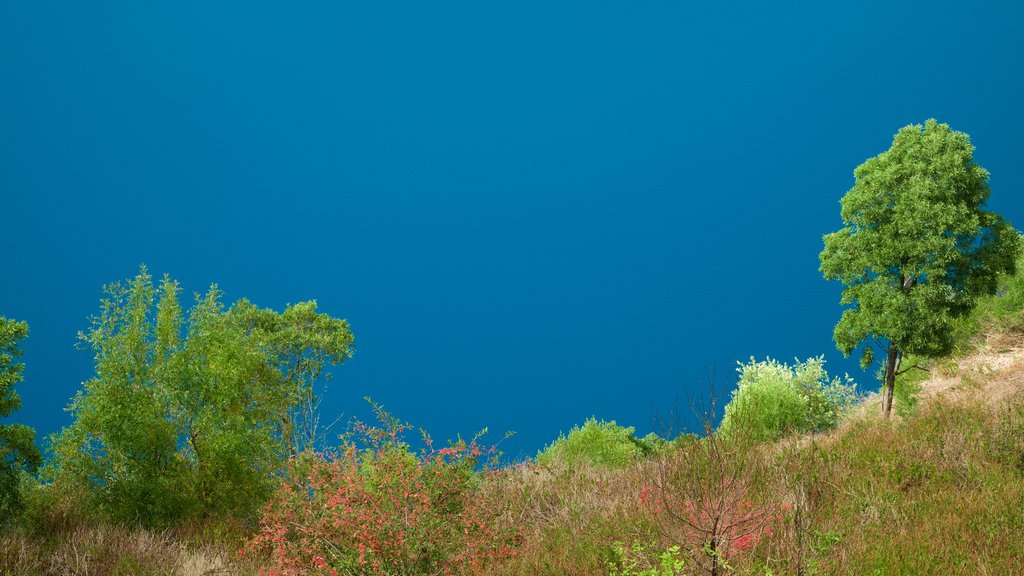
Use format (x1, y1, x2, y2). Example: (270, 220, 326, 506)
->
(820, 119, 1021, 416)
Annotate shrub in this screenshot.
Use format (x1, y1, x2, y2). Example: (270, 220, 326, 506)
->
(719, 357, 858, 442)
(607, 541, 685, 576)
(245, 402, 524, 575)
(535, 418, 661, 469)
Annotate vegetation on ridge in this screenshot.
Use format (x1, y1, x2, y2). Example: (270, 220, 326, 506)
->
(2, 119, 1023, 575)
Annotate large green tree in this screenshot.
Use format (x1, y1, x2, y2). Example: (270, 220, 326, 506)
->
(820, 119, 1021, 417)
(49, 268, 354, 525)
(0, 316, 41, 522)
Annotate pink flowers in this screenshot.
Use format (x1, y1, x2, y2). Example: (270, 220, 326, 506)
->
(639, 485, 654, 506)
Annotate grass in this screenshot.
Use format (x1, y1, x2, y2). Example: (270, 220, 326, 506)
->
(474, 361, 1024, 575)
(790, 397, 1024, 574)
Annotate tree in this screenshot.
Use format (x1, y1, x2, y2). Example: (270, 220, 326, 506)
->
(820, 119, 1021, 418)
(0, 316, 42, 521)
(48, 268, 354, 525)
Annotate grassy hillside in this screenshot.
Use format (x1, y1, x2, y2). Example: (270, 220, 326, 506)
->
(4, 272, 1024, 575)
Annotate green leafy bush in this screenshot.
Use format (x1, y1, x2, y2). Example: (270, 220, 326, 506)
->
(535, 418, 660, 468)
(719, 357, 858, 442)
(607, 541, 685, 576)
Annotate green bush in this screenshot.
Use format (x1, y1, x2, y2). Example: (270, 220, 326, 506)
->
(535, 418, 660, 468)
(607, 541, 685, 576)
(719, 357, 859, 442)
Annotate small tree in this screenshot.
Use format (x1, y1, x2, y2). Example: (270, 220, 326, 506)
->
(820, 119, 1021, 417)
(0, 316, 41, 521)
(643, 400, 779, 576)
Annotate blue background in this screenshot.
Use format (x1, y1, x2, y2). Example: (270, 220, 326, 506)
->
(2, 1, 1023, 460)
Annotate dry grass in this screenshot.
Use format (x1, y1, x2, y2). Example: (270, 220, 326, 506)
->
(0, 524, 254, 576)
(918, 329, 1024, 406)
(479, 461, 654, 575)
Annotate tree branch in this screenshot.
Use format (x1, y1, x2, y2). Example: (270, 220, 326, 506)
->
(895, 364, 930, 376)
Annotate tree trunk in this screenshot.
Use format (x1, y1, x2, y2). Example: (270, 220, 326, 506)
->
(882, 345, 898, 418)
(281, 416, 294, 460)
(709, 534, 720, 576)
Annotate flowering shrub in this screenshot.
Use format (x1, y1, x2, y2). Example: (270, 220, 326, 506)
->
(719, 357, 859, 442)
(245, 402, 524, 575)
(641, 484, 779, 562)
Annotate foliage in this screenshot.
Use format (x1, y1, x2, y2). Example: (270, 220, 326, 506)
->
(535, 418, 661, 469)
(718, 357, 858, 442)
(820, 119, 1021, 416)
(45, 267, 354, 527)
(607, 541, 685, 576)
(245, 401, 523, 575)
(7, 231, 1024, 573)
(0, 317, 41, 523)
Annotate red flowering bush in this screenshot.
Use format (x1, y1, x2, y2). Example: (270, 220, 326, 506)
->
(245, 402, 524, 575)
(641, 420, 783, 576)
